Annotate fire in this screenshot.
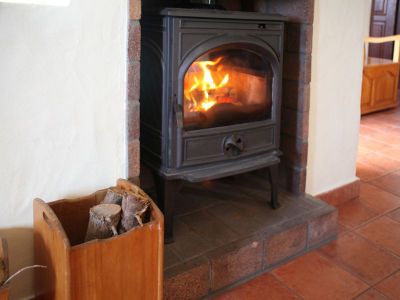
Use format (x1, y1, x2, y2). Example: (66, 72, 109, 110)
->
(184, 57, 233, 112)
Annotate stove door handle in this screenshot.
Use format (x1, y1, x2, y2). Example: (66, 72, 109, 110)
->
(174, 95, 183, 129)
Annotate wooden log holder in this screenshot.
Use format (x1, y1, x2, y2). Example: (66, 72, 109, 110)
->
(0, 238, 9, 300)
(33, 179, 164, 300)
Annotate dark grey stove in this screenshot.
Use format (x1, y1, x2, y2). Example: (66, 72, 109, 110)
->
(140, 7, 286, 242)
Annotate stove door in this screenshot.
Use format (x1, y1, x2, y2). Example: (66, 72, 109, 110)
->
(183, 46, 273, 131)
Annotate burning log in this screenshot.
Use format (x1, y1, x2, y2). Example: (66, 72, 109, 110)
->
(85, 204, 121, 242)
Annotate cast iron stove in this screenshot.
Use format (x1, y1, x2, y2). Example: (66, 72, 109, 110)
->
(140, 8, 286, 242)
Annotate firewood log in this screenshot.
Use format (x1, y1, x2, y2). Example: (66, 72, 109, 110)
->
(119, 191, 150, 234)
(0, 238, 8, 286)
(85, 204, 121, 242)
(102, 187, 124, 205)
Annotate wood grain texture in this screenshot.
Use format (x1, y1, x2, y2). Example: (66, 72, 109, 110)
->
(0, 286, 9, 300)
(369, 0, 398, 59)
(0, 238, 8, 286)
(34, 179, 164, 300)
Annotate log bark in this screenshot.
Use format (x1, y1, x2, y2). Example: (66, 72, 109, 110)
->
(0, 238, 8, 286)
(85, 204, 121, 242)
(119, 191, 150, 234)
(102, 187, 124, 205)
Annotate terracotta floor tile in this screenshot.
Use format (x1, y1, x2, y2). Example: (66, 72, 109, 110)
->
(368, 132, 400, 147)
(359, 183, 400, 214)
(272, 251, 368, 300)
(358, 145, 373, 157)
(371, 171, 400, 197)
(355, 288, 391, 300)
(361, 153, 400, 173)
(387, 208, 400, 223)
(356, 216, 400, 256)
(337, 200, 379, 228)
(337, 223, 350, 235)
(357, 161, 388, 182)
(359, 136, 392, 153)
(381, 147, 400, 162)
(375, 271, 400, 300)
(320, 232, 400, 285)
(215, 273, 301, 300)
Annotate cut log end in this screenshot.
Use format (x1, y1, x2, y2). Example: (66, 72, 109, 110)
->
(85, 204, 121, 242)
(119, 191, 151, 234)
(102, 187, 124, 205)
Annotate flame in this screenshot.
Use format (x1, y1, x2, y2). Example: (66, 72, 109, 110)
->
(184, 57, 232, 112)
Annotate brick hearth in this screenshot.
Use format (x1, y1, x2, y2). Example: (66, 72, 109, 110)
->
(143, 169, 337, 299)
(130, 1, 338, 298)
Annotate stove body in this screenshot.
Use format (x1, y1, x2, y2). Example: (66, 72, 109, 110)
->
(140, 8, 286, 241)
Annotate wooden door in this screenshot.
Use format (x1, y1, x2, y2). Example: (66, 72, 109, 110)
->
(370, 0, 398, 58)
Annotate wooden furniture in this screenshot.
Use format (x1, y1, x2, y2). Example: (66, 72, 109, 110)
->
(33, 179, 164, 300)
(361, 35, 400, 115)
(0, 286, 9, 300)
(0, 238, 8, 300)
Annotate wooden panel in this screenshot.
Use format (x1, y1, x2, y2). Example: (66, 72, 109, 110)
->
(34, 179, 164, 300)
(369, 0, 398, 59)
(0, 238, 8, 286)
(0, 286, 9, 300)
(361, 62, 399, 114)
(374, 0, 388, 14)
(34, 199, 71, 300)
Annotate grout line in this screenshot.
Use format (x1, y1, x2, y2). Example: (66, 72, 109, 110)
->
(350, 288, 391, 300)
(269, 272, 306, 300)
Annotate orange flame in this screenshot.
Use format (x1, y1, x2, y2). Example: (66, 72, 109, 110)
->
(184, 57, 231, 112)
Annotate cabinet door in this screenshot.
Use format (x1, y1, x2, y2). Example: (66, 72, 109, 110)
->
(361, 63, 399, 114)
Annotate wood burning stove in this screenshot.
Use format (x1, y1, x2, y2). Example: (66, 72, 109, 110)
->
(140, 8, 286, 242)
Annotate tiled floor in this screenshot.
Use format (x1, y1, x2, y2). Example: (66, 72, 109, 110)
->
(216, 105, 400, 300)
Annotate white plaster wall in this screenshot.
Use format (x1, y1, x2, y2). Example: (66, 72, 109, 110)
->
(0, 0, 128, 298)
(0, 0, 69, 6)
(306, 0, 372, 195)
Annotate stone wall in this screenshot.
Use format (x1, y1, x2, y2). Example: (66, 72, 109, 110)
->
(252, 0, 314, 194)
(128, 0, 141, 179)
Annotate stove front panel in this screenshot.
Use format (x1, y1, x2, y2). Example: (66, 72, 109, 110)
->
(141, 10, 285, 178)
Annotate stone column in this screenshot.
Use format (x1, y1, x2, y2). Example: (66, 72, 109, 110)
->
(127, 0, 141, 180)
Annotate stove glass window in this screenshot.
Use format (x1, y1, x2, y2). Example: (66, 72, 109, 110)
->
(183, 46, 273, 131)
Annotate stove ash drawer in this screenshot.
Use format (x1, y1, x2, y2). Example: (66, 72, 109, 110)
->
(181, 126, 276, 166)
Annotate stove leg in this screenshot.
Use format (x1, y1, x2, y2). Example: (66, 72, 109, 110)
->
(152, 173, 182, 244)
(268, 164, 280, 209)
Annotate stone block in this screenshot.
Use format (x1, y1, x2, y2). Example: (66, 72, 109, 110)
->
(264, 224, 307, 266)
(281, 108, 309, 140)
(209, 237, 263, 291)
(128, 21, 141, 62)
(129, 0, 141, 20)
(282, 80, 310, 112)
(308, 209, 338, 247)
(128, 139, 140, 178)
(128, 62, 140, 102)
(164, 256, 210, 300)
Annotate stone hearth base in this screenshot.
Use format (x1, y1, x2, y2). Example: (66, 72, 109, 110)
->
(143, 169, 337, 299)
